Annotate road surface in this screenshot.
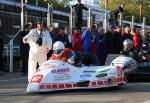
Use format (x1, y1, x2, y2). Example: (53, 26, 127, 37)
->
(0, 73, 150, 103)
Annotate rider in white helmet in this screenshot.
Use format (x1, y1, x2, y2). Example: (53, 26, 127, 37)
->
(120, 39, 138, 59)
(123, 39, 133, 51)
(50, 41, 75, 64)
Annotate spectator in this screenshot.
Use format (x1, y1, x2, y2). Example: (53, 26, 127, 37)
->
(47, 25, 57, 58)
(91, 25, 97, 55)
(131, 27, 140, 51)
(19, 24, 31, 75)
(103, 25, 114, 59)
(82, 27, 92, 54)
(23, 20, 52, 82)
(64, 27, 72, 48)
(113, 4, 124, 25)
(0, 33, 4, 72)
(112, 26, 123, 54)
(122, 26, 132, 41)
(72, 27, 82, 52)
(72, 0, 88, 28)
(48, 25, 55, 43)
(95, 28, 105, 65)
(56, 27, 70, 48)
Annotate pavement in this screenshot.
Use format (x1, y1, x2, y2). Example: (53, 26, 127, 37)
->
(0, 72, 150, 103)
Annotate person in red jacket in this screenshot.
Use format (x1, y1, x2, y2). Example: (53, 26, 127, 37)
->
(50, 41, 75, 65)
(72, 27, 82, 52)
(131, 27, 140, 50)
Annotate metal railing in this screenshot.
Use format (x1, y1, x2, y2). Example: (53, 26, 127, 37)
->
(6, 28, 21, 72)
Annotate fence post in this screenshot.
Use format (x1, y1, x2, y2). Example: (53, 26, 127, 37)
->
(142, 17, 146, 41)
(21, 0, 24, 31)
(87, 8, 91, 27)
(47, 3, 53, 27)
(25, 0, 28, 24)
(69, 5, 73, 40)
(10, 40, 13, 73)
(131, 16, 135, 29)
(119, 12, 123, 27)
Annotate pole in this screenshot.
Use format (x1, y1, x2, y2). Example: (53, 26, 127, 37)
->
(47, 3, 50, 27)
(10, 40, 13, 73)
(142, 17, 146, 41)
(70, 5, 73, 40)
(25, 0, 28, 24)
(72, 8, 75, 28)
(131, 16, 135, 29)
(104, 0, 107, 32)
(36, 0, 39, 6)
(21, 0, 24, 31)
(87, 8, 91, 27)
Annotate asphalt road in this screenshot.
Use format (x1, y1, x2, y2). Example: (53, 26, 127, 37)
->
(0, 73, 150, 103)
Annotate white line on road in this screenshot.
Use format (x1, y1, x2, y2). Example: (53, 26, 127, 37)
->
(0, 77, 27, 82)
(141, 100, 150, 103)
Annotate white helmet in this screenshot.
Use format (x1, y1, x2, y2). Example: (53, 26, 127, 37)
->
(123, 39, 133, 51)
(53, 41, 65, 57)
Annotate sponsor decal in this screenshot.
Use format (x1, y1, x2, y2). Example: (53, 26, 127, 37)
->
(30, 75, 43, 83)
(52, 68, 69, 73)
(99, 68, 111, 73)
(96, 73, 107, 78)
(42, 63, 56, 68)
(117, 66, 122, 76)
(83, 70, 96, 73)
(80, 74, 92, 77)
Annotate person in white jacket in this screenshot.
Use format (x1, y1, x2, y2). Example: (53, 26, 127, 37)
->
(23, 20, 52, 82)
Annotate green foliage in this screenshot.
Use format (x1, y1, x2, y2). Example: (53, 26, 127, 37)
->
(99, 0, 150, 25)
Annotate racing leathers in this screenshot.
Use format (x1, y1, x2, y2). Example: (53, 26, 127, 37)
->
(23, 28, 52, 82)
(139, 51, 150, 61)
(50, 48, 75, 65)
(120, 48, 138, 60)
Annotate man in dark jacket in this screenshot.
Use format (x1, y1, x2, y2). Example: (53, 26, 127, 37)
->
(104, 26, 114, 55)
(0, 33, 4, 72)
(19, 24, 31, 75)
(112, 26, 123, 54)
(122, 26, 132, 41)
(56, 27, 70, 48)
(72, 0, 88, 27)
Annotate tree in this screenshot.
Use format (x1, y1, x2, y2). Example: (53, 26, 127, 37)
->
(99, 0, 150, 25)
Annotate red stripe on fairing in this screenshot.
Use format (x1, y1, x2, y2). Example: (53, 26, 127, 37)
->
(117, 77, 124, 83)
(39, 83, 77, 90)
(58, 84, 65, 88)
(65, 84, 72, 88)
(39, 84, 45, 89)
(39, 77, 124, 90)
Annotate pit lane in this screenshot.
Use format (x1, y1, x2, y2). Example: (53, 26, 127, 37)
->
(0, 73, 150, 103)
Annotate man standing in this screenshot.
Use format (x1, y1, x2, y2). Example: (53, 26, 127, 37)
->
(72, 0, 88, 28)
(23, 20, 52, 82)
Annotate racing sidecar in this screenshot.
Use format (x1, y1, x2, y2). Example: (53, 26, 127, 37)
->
(27, 60, 126, 93)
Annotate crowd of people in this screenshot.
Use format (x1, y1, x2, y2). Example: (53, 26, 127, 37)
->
(18, 19, 150, 81)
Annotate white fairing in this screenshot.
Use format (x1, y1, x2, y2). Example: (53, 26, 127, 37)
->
(111, 55, 138, 74)
(27, 60, 125, 93)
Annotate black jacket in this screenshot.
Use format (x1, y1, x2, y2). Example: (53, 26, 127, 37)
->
(19, 30, 30, 59)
